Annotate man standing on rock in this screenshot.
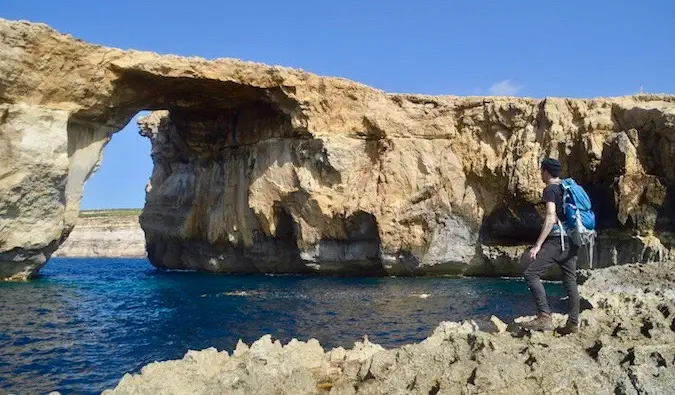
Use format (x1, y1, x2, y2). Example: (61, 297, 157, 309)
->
(521, 158, 579, 334)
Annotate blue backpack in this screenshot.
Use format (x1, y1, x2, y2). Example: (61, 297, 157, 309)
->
(560, 178, 596, 247)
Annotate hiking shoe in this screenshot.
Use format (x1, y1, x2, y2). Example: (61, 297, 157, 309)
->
(520, 313, 554, 331)
(556, 321, 579, 336)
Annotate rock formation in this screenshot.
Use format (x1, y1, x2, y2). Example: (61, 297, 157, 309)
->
(52, 210, 145, 258)
(103, 261, 675, 394)
(0, 18, 674, 279)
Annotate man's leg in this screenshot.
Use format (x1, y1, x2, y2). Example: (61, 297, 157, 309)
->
(524, 240, 558, 315)
(556, 244, 580, 330)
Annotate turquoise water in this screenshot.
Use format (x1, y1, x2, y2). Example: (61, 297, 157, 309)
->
(0, 258, 564, 394)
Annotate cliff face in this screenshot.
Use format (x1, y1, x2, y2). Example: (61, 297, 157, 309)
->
(52, 211, 145, 258)
(138, 96, 675, 276)
(0, 18, 674, 279)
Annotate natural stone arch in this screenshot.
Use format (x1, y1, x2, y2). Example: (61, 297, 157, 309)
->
(0, 20, 325, 279)
(1, 19, 674, 280)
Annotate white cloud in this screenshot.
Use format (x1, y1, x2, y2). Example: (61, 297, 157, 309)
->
(488, 79, 523, 96)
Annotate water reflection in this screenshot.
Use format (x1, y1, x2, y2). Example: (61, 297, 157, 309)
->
(0, 259, 564, 394)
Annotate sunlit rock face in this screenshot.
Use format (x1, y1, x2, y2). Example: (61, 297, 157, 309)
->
(52, 211, 145, 258)
(1, 18, 674, 279)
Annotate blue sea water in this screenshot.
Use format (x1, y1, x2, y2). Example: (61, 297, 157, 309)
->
(0, 258, 564, 394)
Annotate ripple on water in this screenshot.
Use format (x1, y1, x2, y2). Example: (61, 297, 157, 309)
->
(0, 258, 565, 394)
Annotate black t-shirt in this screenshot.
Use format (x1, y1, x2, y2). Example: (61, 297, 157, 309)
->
(542, 183, 565, 222)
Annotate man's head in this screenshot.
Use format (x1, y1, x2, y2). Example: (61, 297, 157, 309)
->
(540, 158, 561, 182)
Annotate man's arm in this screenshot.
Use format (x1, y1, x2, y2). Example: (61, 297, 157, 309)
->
(529, 201, 557, 259)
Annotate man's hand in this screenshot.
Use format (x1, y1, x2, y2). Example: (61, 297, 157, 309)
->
(531, 201, 556, 261)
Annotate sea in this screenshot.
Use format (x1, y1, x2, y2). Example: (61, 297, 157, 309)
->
(0, 258, 564, 394)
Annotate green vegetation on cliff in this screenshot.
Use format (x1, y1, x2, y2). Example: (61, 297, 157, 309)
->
(79, 209, 142, 218)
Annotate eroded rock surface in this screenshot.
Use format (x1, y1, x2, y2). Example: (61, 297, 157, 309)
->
(0, 18, 674, 278)
(136, 85, 675, 276)
(104, 261, 675, 395)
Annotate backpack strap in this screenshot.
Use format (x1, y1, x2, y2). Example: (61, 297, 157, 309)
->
(561, 179, 572, 204)
(588, 236, 594, 268)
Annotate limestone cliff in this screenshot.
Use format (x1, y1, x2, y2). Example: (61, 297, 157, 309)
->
(52, 210, 145, 258)
(138, 97, 675, 277)
(0, 18, 674, 279)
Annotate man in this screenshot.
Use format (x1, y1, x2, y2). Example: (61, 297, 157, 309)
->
(521, 158, 579, 334)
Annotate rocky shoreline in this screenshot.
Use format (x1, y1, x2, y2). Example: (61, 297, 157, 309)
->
(103, 261, 675, 395)
(53, 210, 146, 258)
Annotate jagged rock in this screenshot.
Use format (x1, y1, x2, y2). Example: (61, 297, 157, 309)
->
(103, 261, 675, 394)
(1, 18, 675, 279)
(490, 315, 508, 334)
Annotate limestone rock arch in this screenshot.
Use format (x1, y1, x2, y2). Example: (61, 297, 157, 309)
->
(1, 19, 674, 280)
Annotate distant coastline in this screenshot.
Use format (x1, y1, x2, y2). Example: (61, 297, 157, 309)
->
(53, 209, 146, 258)
(79, 208, 142, 218)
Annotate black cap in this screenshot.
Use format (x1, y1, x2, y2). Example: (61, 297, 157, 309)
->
(541, 158, 561, 177)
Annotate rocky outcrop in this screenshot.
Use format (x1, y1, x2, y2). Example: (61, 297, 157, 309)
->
(136, 87, 675, 276)
(0, 18, 674, 279)
(52, 210, 145, 258)
(104, 261, 675, 394)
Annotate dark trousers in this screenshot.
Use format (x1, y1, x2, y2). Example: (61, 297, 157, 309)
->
(524, 237, 580, 324)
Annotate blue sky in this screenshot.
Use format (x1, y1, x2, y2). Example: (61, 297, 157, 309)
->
(3, 0, 674, 209)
